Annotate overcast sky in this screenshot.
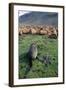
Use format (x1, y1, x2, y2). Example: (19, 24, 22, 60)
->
(19, 11, 31, 16)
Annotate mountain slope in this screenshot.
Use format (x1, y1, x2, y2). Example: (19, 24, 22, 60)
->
(19, 11, 58, 27)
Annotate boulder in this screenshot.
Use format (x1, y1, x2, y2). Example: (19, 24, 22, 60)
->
(30, 28, 37, 34)
(19, 28, 23, 35)
(22, 28, 30, 34)
(40, 30, 47, 35)
(19, 31, 22, 35)
(48, 34, 57, 39)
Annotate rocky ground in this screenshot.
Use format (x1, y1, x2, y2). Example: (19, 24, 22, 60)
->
(19, 25, 58, 39)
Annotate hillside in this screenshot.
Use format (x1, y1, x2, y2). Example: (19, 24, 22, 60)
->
(19, 11, 58, 27)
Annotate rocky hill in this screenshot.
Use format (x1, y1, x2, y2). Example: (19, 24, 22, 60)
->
(19, 11, 58, 27)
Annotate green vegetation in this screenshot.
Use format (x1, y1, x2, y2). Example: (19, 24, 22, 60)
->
(19, 34, 58, 79)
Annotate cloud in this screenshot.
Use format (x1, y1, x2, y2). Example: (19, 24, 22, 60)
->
(19, 11, 31, 16)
